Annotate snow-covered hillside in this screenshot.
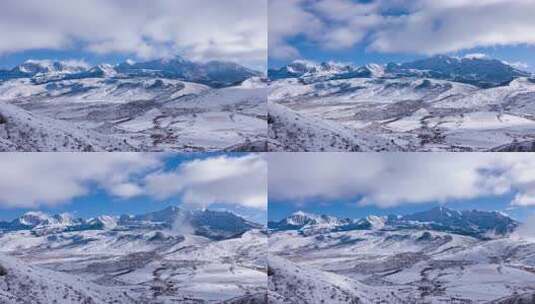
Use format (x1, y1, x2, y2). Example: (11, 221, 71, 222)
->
(268, 55, 535, 152)
(0, 207, 267, 304)
(268, 208, 535, 303)
(268, 102, 401, 152)
(0, 58, 267, 152)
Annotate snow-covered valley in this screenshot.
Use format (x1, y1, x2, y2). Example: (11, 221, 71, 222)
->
(0, 58, 267, 152)
(268, 56, 535, 152)
(268, 207, 535, 303)
(0, 208, 267, 304)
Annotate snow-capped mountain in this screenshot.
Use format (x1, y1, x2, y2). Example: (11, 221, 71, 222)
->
(277, 210, 351, 227)
(0, 206, 261, 240)
(16, 211, 53, 226)
(0, 59, 89, 81)
(269, 55, 535, 152)
(114, 56, 262, 88)
(0, 207, 267, 303)
(269, 211, 355, 236)
(0, 56, 267, 152)
(269, 207, 519, 239)
(269, 55, 531, 88)
(387, 55, 530, 88)
(119, 206, 263, 240)
(269, 208, 535, 303)
(1, 56, 260, 88)
(398, 206, 518, 237)
(269, 60, 353, 80)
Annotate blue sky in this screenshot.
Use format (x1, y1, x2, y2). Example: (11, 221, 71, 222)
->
(0, 153, 267, 224)
(269, 0, 535, 71)
(268, 153, 535, 223)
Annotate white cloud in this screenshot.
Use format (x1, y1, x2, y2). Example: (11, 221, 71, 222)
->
(0, 153, 267, 211)
(145, 154, 267, 210)
(268, 153, 535, 208)
(0, 0, 267, 69)
(269, 0, 535, 59)
(269, 0, 380, 59)
(377, 0, 535, 54)
(0, 153, 162, 208)
(512, 213, 535, 241)
(369, 0, 535, 55)
(268, 0, 322, 60)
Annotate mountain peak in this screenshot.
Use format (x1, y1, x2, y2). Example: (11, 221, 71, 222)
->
(16, 59, 89, 75)
(463, 53, 489, 60)
(431, 205, 457, 214)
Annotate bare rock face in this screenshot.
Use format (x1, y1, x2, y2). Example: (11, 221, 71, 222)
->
(0, 264, 7, 276)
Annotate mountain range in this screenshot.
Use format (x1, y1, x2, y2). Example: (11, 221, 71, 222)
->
(269, 206, 519, 239)
(0, 206, 262, 240)
(1, 56, 261, 88)
(269, 55, 532, 88)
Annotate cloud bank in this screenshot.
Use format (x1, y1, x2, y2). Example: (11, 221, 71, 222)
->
(0, 153, 266, 210)
(268, 153, 535, 208)
(145, 154, 267, 210)
(0, 0, 267, 69)
(269, 0, 535, 59)
(269, 0, 380, 59)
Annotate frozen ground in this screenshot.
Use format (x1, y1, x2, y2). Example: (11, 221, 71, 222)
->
(269, 58, 535, 152)
(0, 59, 267, 152)
(0, 208, 268, 304)
(268, 209, 535, 303)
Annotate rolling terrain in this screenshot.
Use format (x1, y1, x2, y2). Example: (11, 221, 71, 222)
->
(269, 56, 535, 151)
(0, 57, 267, 152)
(0, 207, 267, 304)
(268, 207, 535, 303)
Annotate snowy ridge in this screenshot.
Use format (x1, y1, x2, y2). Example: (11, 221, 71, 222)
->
(0, 102, 135, 152)
(270, 208, 535, 303)
(269, 55, 535, 151)
(269, 207, 519, 239)
(0, 207, 262, 240)
(268, 102, 401, 152)
(1, 56, 260, 88)
(269, 255, 385, 304)
(0, 208, 267, 303)
(0, 254, 139, 304)
(270, 55, 531, 88)
(0, 56, 267, 152)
